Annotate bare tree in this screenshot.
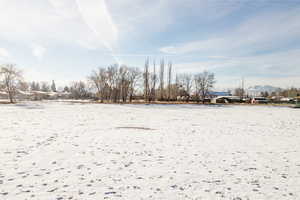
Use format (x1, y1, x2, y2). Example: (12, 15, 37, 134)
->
(17, 81, 29, 92)
(89, 65, 142, 103)
(234, 88, 245, 98)
(119, 65, 130, 103)
(143, 58, 150, 102)
(194, 71, 215, 103)
(260, 91, 269, 98)
(106, 65, 119, 102)
(70, 81, 88, 99)
(89, 68, 107, 102)
(167, 61, 172, 101)
(159, 59, 165, 100)
(150, 60, 157, 101)
(181, 73, 192, 102)
(0, 64, 23, 103)
(86, 60, 217, 104)
(128, 67, 142, 102)
(173, 74, 180, 100)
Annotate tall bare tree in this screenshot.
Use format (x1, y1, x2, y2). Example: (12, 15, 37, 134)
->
(17, 81, 29, 92)
(0, 64, 23, 103)
(150, 60, 157, 101)
(89, 68, 107, 102)
(159, 59, 165, 100)
(70, 81, 88, 99)
(234, 88, 245, 98)
(106, 65, 119, 102)
(194, 71, 215, 103)
(180, 73, 192, 102)
(128, 67, 142, 102)
(144, 58, 150, 102)
(89, 65, 142, 103)
(119, 65, 130, 103)
(167, 61, 172, 101)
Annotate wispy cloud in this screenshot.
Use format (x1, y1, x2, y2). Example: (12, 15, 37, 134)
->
(31, 44, 46, 60)
(0, 0, 299, 87)
(106, 0, 241, 38)
(75, 0, 118, 51)
(158, 5, 300, 87)
(0, 48, 10, 58)
(0, 0, 113, 51)
(160, 7, 300, 55)
(175, 48, 300, 88)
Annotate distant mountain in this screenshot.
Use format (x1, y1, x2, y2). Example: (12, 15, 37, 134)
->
(247, 85, 282, 92)
(246, 85, 282, 96)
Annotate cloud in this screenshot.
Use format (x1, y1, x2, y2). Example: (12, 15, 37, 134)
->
(159, 7, 300, 55)
(173, 53, 300, 89)
(0, 0, 241, 53)
(160, 38, 228, 54)
(215, 75, 300, 90)
(106, 0, 240, 37)
(48, 0, 79, 19)
(0, 48, 10, 58)
(1, 0, 299, 88)
(31, 44, 46, 60)
(158, 5, 300, 88)
(174, 48, 300, 88)
(0, 0, 114, 52)
(75, 0, 118, 51)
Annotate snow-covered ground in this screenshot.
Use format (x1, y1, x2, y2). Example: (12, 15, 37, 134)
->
(0, 102, 300, 200)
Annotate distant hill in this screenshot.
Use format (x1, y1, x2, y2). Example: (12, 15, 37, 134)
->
(246, 85, 282, 96)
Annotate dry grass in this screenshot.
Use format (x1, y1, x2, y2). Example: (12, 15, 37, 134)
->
(0, 101, 12, 104)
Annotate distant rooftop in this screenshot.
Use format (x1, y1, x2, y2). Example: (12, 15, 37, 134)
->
(209, 92, 232, 96)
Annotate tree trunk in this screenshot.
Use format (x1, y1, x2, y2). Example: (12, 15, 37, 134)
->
(8, 92, 14, 103)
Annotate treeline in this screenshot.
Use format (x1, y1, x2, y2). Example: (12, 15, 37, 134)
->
(1, 61, 299, 104)
(233, 87, 300, 98)
(87, 59, 215, 103)
(0, 60, 216, 103)
(262, 88, 300, 98)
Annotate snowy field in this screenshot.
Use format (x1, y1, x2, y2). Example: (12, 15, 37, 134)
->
(0, 102, 300, 200)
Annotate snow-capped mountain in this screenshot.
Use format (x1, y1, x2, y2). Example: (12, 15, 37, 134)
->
(246, 85, 282, 96)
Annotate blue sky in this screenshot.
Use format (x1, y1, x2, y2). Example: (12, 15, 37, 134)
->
(0, 0, 300, 89)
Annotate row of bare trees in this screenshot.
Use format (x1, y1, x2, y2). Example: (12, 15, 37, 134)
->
(143, 59, 175, 102)
(141, 59, 215, 103)
(1, 60, 216, 103)
(87, 59, 215, 103)
(88, 64, 142, 103)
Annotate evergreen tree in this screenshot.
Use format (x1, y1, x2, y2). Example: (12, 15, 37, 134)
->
(51, 80, 57, 92)
(63, 86, 70, 92)
(36, 82, 40, 91)
(30, 81, 36, 91)
(41, 82, 50, 92)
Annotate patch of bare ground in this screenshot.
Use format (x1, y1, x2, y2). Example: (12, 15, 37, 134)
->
(115, 126, 155, 130)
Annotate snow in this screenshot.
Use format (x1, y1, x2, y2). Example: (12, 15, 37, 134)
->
(0, 102, 300, 200)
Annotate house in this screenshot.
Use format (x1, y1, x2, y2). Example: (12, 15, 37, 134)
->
(209, 91, 232, 98)
(0, 91, 7, 99)
(211, 96, 242, 104)
(251, 97, 269, 104)
(209, 91, 243, 104)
